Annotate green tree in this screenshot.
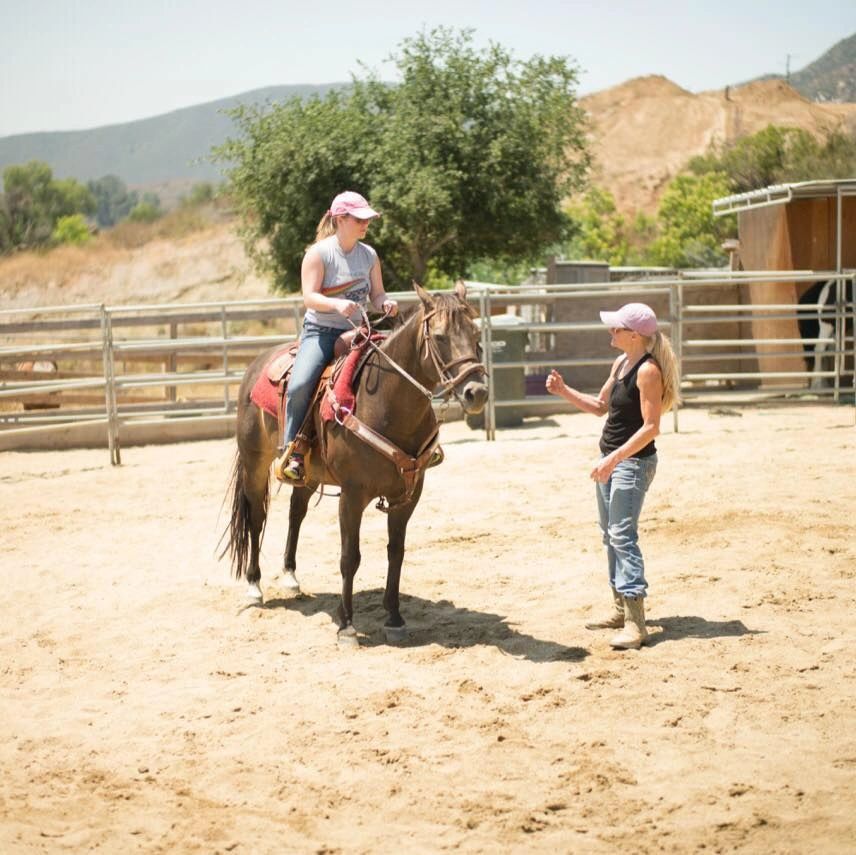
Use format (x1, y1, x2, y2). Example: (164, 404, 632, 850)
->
(127, 200, 161, 223)
(52, 213, 92, 245)
(140, 192, 162, 210)
(88, 175, 138, 227)
(627, 211, 658, 265)
(216, 27, 589, 291)
(689, 124, 856, 192)
(688, 126, 811, 193)
(184, 182, 215, 206)
(564, 186, 630, 265)
(647, 124, 856, 270)
(0, 203, 12, 254)
(1, 161, 95, 250)
(778, 128, 856, 181)
(647, 172, 735, 268)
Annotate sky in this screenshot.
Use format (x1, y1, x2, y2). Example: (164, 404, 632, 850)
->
(1, 0, 854, 138)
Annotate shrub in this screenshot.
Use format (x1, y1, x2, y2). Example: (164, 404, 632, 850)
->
(52, 214, 92, 245)
(127, 201, 162, 223)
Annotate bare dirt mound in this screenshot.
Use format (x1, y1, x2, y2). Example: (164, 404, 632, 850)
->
(582, 76, 856, 214)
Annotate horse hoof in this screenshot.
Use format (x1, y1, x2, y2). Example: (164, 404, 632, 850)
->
(246, 582, 263, 604)
(282, 570, 300, 592)
(384, 624, 408, 643)
(337, 626, 359, 648)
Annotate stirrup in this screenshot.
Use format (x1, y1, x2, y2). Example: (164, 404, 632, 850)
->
(282, 456, 304, 481)
(427, 446, 444, 469)
(274, 442, 304, 484)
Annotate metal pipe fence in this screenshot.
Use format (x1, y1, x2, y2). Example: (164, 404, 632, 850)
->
(1, 271, 853, 460)
(464, 271, 854, 439)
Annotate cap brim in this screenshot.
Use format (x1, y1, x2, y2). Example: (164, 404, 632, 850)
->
(349, 206, 380, 220)
(599, 310, 621, 327)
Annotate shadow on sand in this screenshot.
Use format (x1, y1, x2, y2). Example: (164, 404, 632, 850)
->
(262, 587, 588, 663)
(646, 614, 765, 646)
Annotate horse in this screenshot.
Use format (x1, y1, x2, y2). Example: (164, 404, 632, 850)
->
(222, 282, 489, 646)
(797, 278, 854, 390)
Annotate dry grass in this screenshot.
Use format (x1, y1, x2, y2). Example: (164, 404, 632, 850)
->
(0, 202, 236, 288)
(102, 202, 232, 250)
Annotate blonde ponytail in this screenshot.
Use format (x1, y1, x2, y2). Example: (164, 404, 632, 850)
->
(314, 212, 337, 243)
(646, 331, 681, 412)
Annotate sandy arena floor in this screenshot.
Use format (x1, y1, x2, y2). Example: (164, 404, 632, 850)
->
(1, 405, 854, 853)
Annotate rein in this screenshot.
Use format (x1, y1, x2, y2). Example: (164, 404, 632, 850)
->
(349, 308, 435, 401)
(348, 306, 486, 404)
(329, 302, 485, 510)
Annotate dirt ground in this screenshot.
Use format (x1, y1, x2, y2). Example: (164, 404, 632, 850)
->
(1, 404, 854, 853)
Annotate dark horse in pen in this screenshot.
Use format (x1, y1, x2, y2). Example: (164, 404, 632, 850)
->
(222, 282, 489, 646)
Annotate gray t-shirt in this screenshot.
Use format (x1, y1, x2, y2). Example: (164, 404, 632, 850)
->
(304, 235, 378, 330)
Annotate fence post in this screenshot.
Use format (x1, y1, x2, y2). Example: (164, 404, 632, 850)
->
(99, 305, 121, 465)
(482, 289, 496, 441)
(221, 305, 230, 413)
(477, 289, 488, 440)
(167, 322, 177, 402)
(851, 274, 856, 423)
(672, 282, 682, 433)
(833, 276, 842, 404)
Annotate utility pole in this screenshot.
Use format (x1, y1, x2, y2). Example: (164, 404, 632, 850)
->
(786, 54, 791, 84)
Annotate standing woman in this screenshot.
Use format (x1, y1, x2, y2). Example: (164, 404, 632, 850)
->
(276, 191, 398, 482)
(546, 303, 680, 649)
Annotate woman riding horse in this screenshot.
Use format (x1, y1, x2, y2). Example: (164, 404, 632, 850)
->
(276, 190, 398, 483)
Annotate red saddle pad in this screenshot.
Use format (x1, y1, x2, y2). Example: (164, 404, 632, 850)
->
(249, 344, 296, 418)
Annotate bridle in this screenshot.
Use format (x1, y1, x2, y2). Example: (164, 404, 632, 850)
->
(420, 308, 486, 403)
(348, 304, 486, 406)
(330, 301, 487, 511)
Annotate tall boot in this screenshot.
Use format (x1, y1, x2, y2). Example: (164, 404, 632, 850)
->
(610, 596, 649, 650)
(585, 588, 624, 630)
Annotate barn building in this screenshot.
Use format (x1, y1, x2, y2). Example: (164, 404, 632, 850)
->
(712, 178, 856, 384)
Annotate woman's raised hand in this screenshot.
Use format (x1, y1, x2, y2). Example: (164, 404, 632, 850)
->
(545, 369, 564, 396)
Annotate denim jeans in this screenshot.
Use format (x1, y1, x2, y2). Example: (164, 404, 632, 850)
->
(284, 321, 342, 445)
(595, 454, 657, 599)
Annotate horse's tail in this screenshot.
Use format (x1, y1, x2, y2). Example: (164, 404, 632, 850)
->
(219, 448, 269, 580)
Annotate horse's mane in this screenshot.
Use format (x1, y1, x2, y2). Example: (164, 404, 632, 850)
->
(379, 290, 476, 352)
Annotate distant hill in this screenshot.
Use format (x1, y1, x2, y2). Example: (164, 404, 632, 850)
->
(749, 33, 856, 102)
(0, 84, 348, 188)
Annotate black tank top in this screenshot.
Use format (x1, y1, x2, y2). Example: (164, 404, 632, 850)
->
(599, 353, 656, 458)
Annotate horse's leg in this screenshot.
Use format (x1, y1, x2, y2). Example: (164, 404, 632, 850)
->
(282, 483, 316, 592)
(232, 404, 277, 604)
(337, 488, 371, 646)
(241, 451, 274, 604)
(810, 280, 834, 390)
(382, 480, 423, 643)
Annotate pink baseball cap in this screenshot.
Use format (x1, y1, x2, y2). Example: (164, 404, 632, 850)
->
(599, 303, 658, 336)
(329, 191, 379, 220)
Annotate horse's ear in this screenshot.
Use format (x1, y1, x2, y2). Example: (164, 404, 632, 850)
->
(454, 280, 468, 303)
(413, 281, 435, 308)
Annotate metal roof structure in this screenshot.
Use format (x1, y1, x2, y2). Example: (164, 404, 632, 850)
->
(712, 178, 856, 217)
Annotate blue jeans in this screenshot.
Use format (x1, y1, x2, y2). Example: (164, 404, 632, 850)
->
(284, 321, 342, 446)
(595, 454, 657, 599)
